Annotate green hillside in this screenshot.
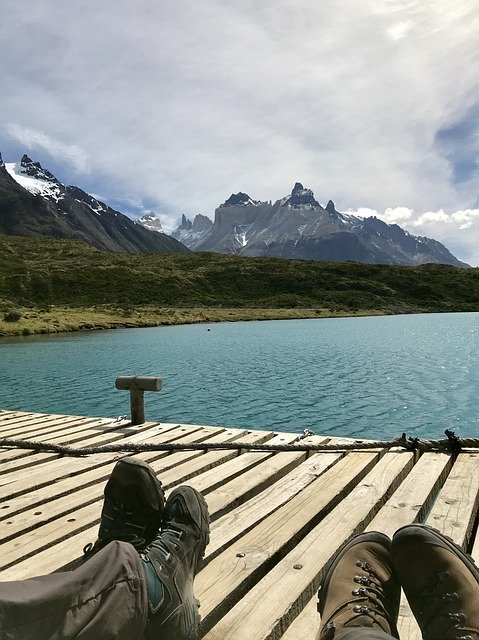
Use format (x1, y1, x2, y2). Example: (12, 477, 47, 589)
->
(1, 235, 478, 335)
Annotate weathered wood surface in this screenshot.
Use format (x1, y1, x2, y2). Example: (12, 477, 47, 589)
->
(1, 410, 478, 640)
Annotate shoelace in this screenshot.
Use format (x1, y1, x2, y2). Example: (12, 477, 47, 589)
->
(414, 572, 479, 640)
(142, 528, 183, 561)
(347, 560, 392, 623)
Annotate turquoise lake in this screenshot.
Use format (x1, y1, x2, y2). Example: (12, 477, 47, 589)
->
(1, 313, 478, 440)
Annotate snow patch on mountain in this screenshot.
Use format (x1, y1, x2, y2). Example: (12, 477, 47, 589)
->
(137, 211, 163, 233)
(6, 157, 64, 203)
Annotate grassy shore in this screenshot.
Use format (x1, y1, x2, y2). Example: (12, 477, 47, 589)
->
(0, 305, 389, 337)
(1, 235, 478, 337)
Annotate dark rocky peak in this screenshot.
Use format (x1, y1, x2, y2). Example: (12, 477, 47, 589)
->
(178, 214, 192, 230)
(191, 214, 213, 231)
(0, 151, 4, 169)
(20, 154, 60, 184)
(326, 200, 338, 214)
(287, 182, 320, 207)
(221, 192, 258, 207)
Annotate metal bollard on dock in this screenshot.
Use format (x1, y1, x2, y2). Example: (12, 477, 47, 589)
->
(115, 376, 162, 425)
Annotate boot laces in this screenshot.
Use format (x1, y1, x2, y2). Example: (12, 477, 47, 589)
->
(414, 572, 479, 640)
(342, 560, 392, 625)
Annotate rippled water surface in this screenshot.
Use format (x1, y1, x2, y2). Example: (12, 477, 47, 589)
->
(1, 313, 479, 439)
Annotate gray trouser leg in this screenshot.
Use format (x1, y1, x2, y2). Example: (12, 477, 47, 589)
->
(0, 541, 148, 640)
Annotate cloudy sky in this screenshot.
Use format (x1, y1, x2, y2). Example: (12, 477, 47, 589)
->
(1, 1, 478, 263)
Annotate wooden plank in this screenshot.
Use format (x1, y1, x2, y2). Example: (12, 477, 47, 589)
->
(0, 422, 174, 497)
(0, 420, 178, 484)
(0, 417, 135, 465)
(366, 452, 452, 536)
(0, 428, 270, 569)
(425, 452, 479, 545)
(280, 594, 318, 640)
(0, 425, 228, 511)
(201, 451, 414, 639)
(397, 452, 479, 640)
(0, 415, 109, 439)
(205, 450, 306, 520)
(205, 452, 343, 563)
(196, 451, 382, 631)
(0, 426, 243, 540)
(0, 430, 273, 574)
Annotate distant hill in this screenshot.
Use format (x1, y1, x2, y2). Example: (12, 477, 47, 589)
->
(0, 153, 188, 254)
(1, 235, 478, 314)
(170, 182, 468, 267)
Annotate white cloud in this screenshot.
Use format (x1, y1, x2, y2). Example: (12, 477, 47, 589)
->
(5, 124, 89, 174)
(451, 209, 479, 229)
(386, 20, 414, 40)
(350, 206, 414, 224)
(413, 210, 451, 225)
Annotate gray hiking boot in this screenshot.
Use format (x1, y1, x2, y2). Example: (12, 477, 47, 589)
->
(392, 524, 479, 640)
(142, 485, 210, 640)
(84, 457, 164, 555)
(317, 531, 400, 639)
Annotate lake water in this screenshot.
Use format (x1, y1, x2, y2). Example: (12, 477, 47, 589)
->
(1, 313, 478, 440)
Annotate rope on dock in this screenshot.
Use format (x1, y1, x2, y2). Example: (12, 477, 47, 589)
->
(0, 430, 478, 457)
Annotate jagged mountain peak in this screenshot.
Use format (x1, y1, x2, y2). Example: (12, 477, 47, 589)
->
(171, 184, 467, 267)
(284, 182, 320, 208)
(19, 154, 60, 184)
(221, 192, 259, 207)
(136, 211, 163, 233)
(170, 212, 213, 248)
(0, 152, 4, 169)
(0, 151, 188, 255)
(326, 200, 337, 214)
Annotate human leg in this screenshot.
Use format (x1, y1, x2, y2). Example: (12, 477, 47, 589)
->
(392, 524, 479, 640)
(142, 485, 210, 640)
(0, 540, 147, 640)
(0, 457, 165, 640)
(317, 531, 400, 640)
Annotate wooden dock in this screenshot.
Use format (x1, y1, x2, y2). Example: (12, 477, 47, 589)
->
(1, 409, 478, 640)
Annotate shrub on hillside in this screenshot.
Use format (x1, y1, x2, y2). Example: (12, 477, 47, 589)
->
(4, 309, 21, 322)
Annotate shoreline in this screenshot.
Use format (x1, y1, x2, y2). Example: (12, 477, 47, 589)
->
(0, 305, 392, 337)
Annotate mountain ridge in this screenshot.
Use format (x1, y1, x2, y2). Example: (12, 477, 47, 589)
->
(171, 183, 468, 267)
(0, 153, 188, 255)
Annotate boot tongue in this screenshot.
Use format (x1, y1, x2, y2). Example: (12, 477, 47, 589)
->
(345, 615, 377, 628)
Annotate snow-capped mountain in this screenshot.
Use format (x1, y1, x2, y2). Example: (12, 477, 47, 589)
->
(136, 211, 163, 234)
(172, 182, 468, 267)
(0, 153, 188, 254)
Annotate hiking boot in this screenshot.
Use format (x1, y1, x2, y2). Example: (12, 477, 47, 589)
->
(392, 524, 479, 640)
(84, 457, 164, 555)
(317, 531, 400, 639)
(142, 485, 210, 640)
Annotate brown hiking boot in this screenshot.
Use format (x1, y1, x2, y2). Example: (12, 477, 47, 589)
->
(317, 531, 400, 639)
(142, 485, 210, 640)
(84, 457, 164, 556)
(392, 524, 479, 640)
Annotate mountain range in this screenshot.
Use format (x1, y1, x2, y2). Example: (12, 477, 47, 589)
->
(170, 183, 468, 267)
(0, 152, 468, 267)
(0, 153, 186, 254)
